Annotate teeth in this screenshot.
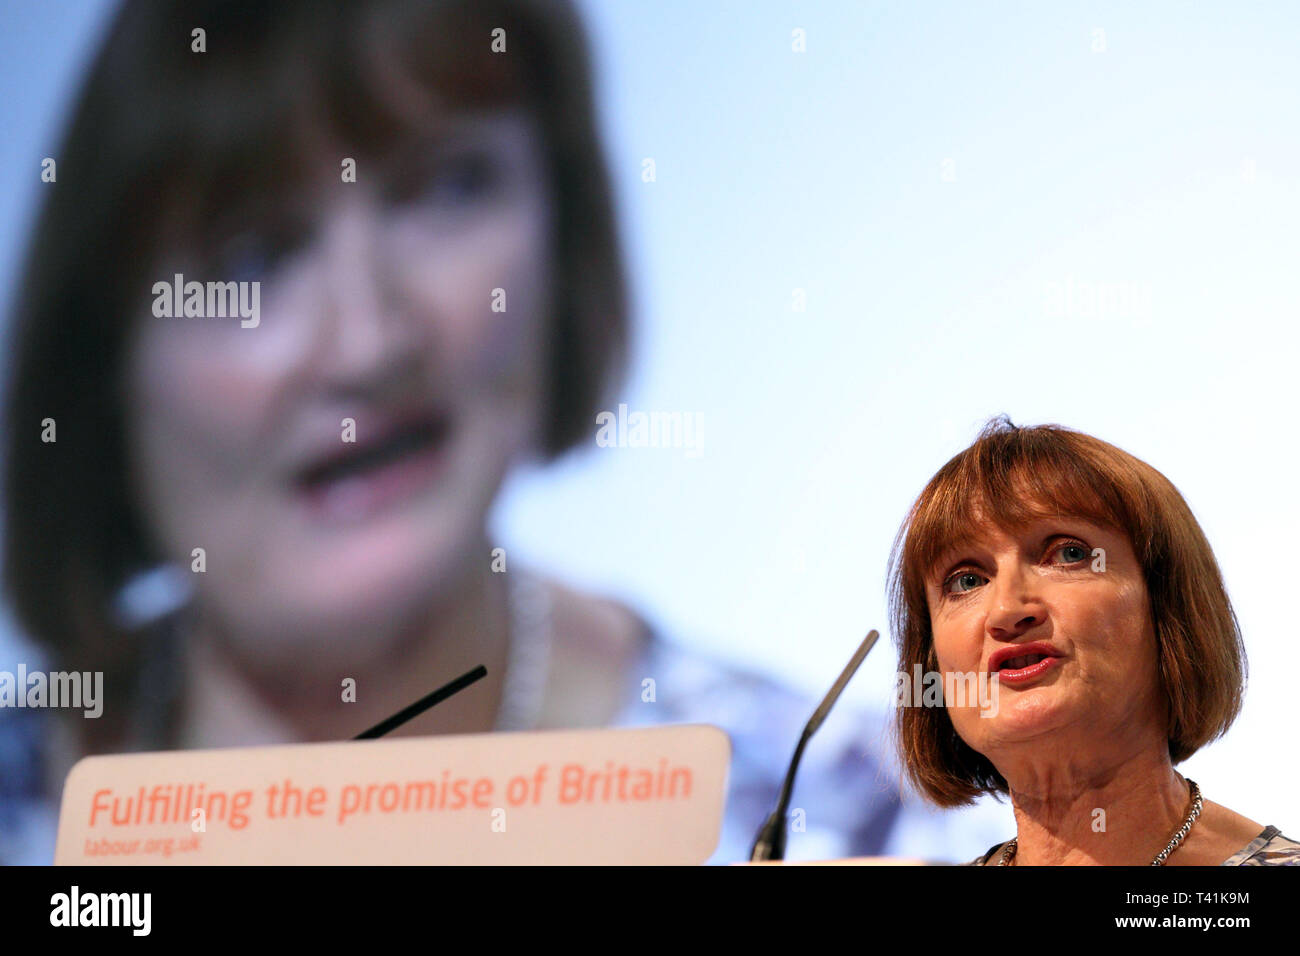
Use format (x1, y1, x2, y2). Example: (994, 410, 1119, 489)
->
(1003, 654, 1045, 671)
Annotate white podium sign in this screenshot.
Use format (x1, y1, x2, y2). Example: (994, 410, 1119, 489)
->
(55, 724, 730, 865)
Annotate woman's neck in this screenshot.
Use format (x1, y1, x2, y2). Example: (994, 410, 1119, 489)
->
(178, 556, 513, 749)
(1001, 748, 1192, 866)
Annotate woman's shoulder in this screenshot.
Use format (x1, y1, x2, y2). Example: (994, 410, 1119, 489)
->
(614, 625, 843, 737)
(618, 628, 905, 816)
(1225, 826, 1300, 866)
(531, 576, 651, 728)
(0, 706, 58, 865)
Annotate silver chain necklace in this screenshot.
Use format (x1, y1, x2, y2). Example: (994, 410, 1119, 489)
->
(492, 568, 554, 732)
(998, 778, 1202, 866)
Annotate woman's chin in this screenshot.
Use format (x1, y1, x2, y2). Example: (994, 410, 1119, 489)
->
(203, 559, 469, 664)
(207, 601, 420, 677)
(964, 693, 1071, 746)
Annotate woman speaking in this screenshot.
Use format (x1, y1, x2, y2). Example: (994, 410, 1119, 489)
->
(0, 0, 906, 865)
(888, 417, 1298, 865)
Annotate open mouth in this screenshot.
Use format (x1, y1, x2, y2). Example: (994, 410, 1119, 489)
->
(990, 645, 1060, 684)
(997, 653, 1049, 672)
(293, 414, 452, 521)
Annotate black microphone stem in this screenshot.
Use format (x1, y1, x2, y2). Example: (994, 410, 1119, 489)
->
(749, 630, 880, 862)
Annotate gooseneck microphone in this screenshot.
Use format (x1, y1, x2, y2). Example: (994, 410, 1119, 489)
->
(748, 630, 880, 861)
(354, 665, 488, 739)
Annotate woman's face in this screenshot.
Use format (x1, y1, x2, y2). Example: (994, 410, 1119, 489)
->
(925, 506, 1167, 770)
(124, 107, 556, 665)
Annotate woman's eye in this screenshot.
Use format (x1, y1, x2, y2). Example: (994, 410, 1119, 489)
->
(424, 155, 499, 205)
(944, 571, 987, 595)
(1054, 542, 1090, 564)
(213, 229, 299, 283)
(389, 153, 500, 210)
(408, 154, 504, 210)
(379, 146, 506, 215)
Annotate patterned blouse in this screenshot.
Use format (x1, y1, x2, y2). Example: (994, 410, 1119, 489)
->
(965, 826, 1300, 866)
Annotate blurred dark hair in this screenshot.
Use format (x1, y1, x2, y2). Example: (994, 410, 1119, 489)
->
(3, 0, 627, 750)
(887, 416, 1247, 806)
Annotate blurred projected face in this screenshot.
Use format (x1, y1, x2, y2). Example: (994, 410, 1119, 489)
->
(124, 108, 555, 663)
(924, 506, 1165, 768)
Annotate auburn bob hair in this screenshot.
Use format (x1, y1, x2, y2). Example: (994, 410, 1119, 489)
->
(887, 416, 1247, 806)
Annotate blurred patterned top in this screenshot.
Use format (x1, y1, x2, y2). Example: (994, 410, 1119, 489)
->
(965, 826, 1300, 866)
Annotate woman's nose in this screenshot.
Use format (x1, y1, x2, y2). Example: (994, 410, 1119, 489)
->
(984, 563, 1045, 637)
(311, 196, 421, 391)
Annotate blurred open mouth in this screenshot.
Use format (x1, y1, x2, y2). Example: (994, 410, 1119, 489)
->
(293, 414, 452, 522)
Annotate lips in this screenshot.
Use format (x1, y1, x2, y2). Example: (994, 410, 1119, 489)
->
(988, 642, 1063, 684)
(291, 411, 452, 522)
(296, 417, 447, 488)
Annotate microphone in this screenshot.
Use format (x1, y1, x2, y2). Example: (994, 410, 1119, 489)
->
(353, 665, 488, 740)
(748, 629, 880, 861)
